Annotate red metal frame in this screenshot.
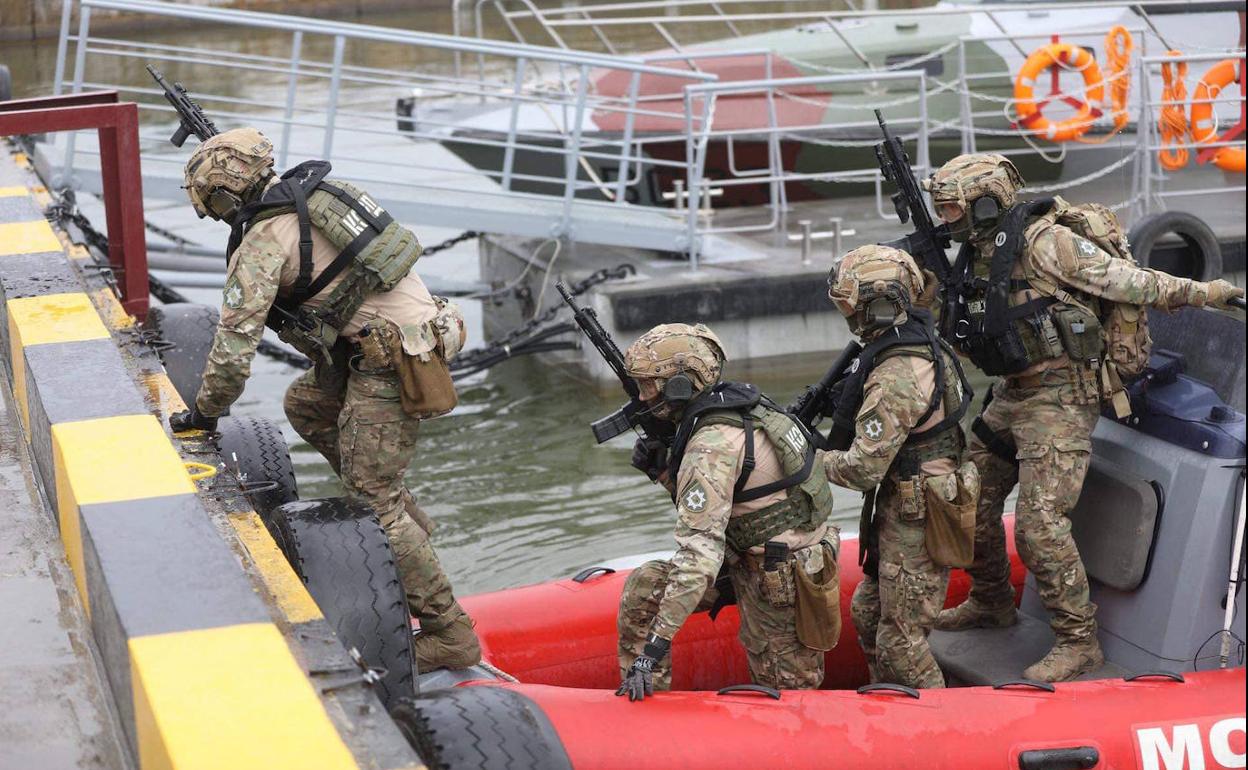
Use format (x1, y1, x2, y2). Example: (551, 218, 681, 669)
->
(0, 91, 149, 319)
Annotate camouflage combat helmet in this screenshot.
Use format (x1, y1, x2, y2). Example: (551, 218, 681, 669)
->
(828, 245, 925, 335)
(183, 127, 275, 221)
(925, 153, 1025, 211)
(624, 323, 726, 395)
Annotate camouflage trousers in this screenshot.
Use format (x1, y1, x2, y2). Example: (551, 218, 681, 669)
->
(851, 478, 950, 689)
(284, 364, 461, 630)
(617, 558, 825, 691)
(964, 378, 1099, 643)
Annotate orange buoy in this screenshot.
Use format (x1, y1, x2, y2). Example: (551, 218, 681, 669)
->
(1190, 59, 1246, 173)
(1014, 43, 1105, 142)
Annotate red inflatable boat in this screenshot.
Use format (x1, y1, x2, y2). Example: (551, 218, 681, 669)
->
(399, 308, 1246, 769)
(398, 519, 1246, 770)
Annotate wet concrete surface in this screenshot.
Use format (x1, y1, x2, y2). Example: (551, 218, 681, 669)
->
(0, 383, 130, 770)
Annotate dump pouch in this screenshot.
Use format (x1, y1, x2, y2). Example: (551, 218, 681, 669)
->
(393, 340, 458, 419)
(922, 461, 980, 568)
(795, 540, 842, 652)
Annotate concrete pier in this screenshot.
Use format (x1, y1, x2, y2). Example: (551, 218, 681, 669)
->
(0, 141, 420, 769)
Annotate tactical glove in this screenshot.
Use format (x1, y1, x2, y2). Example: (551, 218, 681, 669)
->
(1203, 279, 1245, 310)
(616, 634, 671, 702)
(169, 406, 218, 433)
(630, 437, 668, 483)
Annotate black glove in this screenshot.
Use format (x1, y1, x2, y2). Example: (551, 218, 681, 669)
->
(630, 437, 668, 483)
(616, 634, 671, 702)
(169, 406, 218, 433)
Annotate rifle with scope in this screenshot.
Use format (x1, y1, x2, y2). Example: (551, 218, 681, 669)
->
(557, 283, 675, 449)
(147, 64, 219, 147)
(873, 109, 958, 337)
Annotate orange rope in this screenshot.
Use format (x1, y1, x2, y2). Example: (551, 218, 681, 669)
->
(1159, 50, 1190, 170)
(1077, 26, 1134, 145)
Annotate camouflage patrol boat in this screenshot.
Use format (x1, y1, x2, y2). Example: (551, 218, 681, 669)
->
(412, 0, 1243, 207)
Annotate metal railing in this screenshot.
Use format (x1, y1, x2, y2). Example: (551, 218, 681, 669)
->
(682, 69, 931, 268)
(51, 0, 715, 251)
(452, 0, 1240, 65)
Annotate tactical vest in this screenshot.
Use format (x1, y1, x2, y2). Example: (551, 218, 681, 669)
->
(228, 160, 422, 360)
(831, 310, 972, 477)
(949, 197, 1139, 380)
(667, 383, 835, 552)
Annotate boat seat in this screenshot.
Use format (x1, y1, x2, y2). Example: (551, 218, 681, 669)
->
(1067, 454, 1162, 592)
(930, 613, 1129, 687)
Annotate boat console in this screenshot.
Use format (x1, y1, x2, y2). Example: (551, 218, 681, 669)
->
(932, 306, 1247, 683)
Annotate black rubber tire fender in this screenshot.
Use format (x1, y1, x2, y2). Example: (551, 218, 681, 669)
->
(145, 302, 224, 412)
(215, 416, 298, 518)
(389, 687, 573, 770)
(269, 498, 415, 707)
(1127, 211, 1223, 281)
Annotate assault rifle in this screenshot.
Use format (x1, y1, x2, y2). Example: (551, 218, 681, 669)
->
(147, 65, 218, 147)
(786, 340, 863, 451)
(557, 283, 675, 448)
(873, 109, 956, 336)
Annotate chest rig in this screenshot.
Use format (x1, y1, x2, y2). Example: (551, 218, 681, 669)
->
(228, 160, 423, 361)
(832, 310, 973, 476)
(947, 198, 1106, 378)
(667, 383, 835, 552)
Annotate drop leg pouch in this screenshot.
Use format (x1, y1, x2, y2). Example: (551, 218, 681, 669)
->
(795, 541, 842, 651)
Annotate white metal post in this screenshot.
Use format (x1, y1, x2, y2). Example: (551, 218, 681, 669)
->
(278, 30, 303, 169)
(501, 57, 528, 191)
(322, 35, 345, 161)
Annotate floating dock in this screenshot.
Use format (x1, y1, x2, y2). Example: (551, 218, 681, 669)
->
(0, 139, 420, 769)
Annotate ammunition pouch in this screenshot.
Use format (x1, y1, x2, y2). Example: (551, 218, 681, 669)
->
(1051, 304, 1105, 365)
(922, 461, 980, 568)
(760, 557, 796, 608)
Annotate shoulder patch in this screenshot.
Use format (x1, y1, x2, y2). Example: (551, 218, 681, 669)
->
(858, 408, 885, 441)
(1074, 236, 1100, 257)
(223, 276, 245, 309)
(679, 480, 709, 513)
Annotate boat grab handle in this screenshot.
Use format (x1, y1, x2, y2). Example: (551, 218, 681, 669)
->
(1123, 670, 1186, 683)
(992, 679, 1056, 692)
(856, 683, 919, 699)
(1017, 747, 1099, 770)
(571, 566, 616, 583)
(716, 684, 781, 700)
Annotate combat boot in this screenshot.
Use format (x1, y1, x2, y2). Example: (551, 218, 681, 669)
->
(413, 606, 482, 672)
(933, 598, 1017, 631)
(1022, 638, 1104, 683)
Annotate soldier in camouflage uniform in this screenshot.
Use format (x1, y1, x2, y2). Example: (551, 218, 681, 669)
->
(925, 153, 1243, 682)
(615, 324, 840, 701)
(821, 246, 976, 689)
(169, 128, 481, 671)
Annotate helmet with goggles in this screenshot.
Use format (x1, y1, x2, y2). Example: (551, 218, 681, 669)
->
(924, 153, 1025, 239)
(828, 245, 924, 335)
(624, 323, 725, 415)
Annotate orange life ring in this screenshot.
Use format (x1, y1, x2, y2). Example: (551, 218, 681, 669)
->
(1190, 59, 1246, 173)
(1014, 43, 1105, 142)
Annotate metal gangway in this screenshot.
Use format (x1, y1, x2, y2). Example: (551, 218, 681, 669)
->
(48, 0, 716, 253)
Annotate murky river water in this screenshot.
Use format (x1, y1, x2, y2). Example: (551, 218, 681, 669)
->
(1, 2, 995, 595)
